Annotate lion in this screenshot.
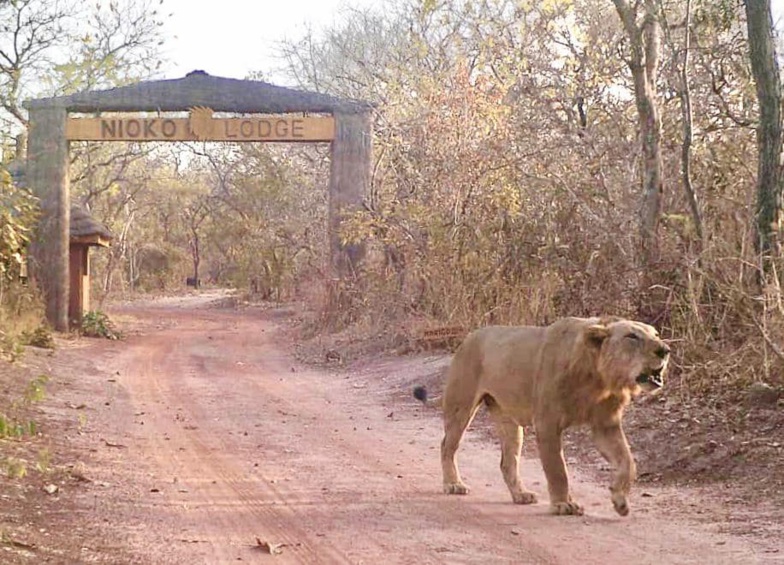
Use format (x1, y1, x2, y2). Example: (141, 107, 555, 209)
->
(413, 316, 670, 517)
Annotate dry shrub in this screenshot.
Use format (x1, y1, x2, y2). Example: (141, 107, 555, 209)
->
(305, 1, 780, 400)
(0, 280, 45, 359)
(662, 244, 784, 398)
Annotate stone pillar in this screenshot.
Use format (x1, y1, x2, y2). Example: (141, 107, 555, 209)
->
(27, 105, 70, 331)
(328, 110, 372, 279)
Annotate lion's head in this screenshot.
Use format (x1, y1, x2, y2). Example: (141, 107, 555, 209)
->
(586, 319, 670, 395)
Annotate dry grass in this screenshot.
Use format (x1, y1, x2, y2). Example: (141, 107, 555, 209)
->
(313, 222, 783, 402)
(0, 281, 46, 360)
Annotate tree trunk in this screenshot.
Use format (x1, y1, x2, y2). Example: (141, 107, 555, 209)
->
(745, 0, 782, 261)
(678, 0, 704, 247)
(191, 230, 201, 288)
(613, 0, 664, 265)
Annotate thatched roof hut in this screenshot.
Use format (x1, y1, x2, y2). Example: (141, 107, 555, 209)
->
(70, 205, 112, 247)
(3, 138, 111, 247)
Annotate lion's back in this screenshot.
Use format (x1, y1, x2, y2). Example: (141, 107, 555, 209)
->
(443, 319, 601, 417)
(441, 325, 545, 415)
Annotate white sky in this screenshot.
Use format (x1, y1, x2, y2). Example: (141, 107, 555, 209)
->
(159, 0, 381, 83)
(775, 0, 784, 30)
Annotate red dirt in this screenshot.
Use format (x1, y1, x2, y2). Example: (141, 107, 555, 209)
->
(2, 293, 783, 564)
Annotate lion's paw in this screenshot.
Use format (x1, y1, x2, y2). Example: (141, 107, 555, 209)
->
(443, 482, 469, 495)
(550, 501, 584, 516)
(611, 492, 630, 517)
(512, 490, 538, 505)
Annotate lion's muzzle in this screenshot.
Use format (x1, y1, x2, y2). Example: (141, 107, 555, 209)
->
(636, 341, 670, 390)
(636, 366, 664, 389)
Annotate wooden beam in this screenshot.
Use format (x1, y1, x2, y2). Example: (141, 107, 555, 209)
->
(70, 235, 111, 247)
(66, 115, 335, 142)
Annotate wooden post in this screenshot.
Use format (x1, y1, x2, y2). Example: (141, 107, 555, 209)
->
(328, 111, 371, 278)
(27, 105, 70, 331)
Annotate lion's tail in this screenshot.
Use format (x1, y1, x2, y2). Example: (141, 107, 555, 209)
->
(413, 385, 441, 407)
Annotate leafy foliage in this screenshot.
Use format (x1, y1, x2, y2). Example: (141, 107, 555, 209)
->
(0, 166, 42, 358)
(0, 168, 38, 281)
(81, 310, 122, 340)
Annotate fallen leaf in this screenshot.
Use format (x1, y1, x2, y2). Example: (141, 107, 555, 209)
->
(2, 537, 36, 550)
(43, 484, 59, 495)
(255, 538, 285, 555)
(102, 439, 127, 449)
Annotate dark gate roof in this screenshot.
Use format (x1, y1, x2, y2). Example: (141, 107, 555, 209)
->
(24, 71, 372, 114)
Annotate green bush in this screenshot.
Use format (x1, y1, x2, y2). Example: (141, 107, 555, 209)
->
(81, 310, 122, 340)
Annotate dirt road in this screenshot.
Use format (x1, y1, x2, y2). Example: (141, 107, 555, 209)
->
(42, 297, 780, 564)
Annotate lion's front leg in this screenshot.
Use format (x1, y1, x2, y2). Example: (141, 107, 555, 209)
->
(591, 423, 636, 517)
(535, 423, 583, 516)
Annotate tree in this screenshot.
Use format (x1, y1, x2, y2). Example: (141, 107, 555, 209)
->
(612, 0, 664, 264)
(744, 0, 782, 261)
(661, 0, 704, 248)
(0, 0, 70, 130)
(182, 192, 212, 287)
(0, 0, 166, 132)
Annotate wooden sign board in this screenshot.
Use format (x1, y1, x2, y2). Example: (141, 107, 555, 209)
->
(66, 108, 335, 142)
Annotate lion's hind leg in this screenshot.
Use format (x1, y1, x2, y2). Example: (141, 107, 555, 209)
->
(441, 399, 482, 495)
(486, 403, 537, 505)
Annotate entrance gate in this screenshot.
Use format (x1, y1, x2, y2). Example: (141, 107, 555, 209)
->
(23, 71, 372, 330)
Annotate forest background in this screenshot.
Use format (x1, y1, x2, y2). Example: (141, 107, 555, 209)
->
(1, 0, 783, 401)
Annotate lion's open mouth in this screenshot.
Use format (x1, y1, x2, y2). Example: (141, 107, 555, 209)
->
(636, 367, 664, 389)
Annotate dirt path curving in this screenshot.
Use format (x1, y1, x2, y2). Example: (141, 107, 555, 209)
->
(20, 296, 782, 564)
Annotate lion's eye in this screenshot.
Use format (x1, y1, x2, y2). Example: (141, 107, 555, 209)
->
(626, 333, 640, 341)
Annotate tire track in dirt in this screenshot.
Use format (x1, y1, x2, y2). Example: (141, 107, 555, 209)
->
(187, 321, 560, 564)
(110, 320, 355, 564)
(102, 310, 556, 563)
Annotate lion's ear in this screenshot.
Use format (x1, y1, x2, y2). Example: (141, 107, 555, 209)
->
(585, 324, 610, 347)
